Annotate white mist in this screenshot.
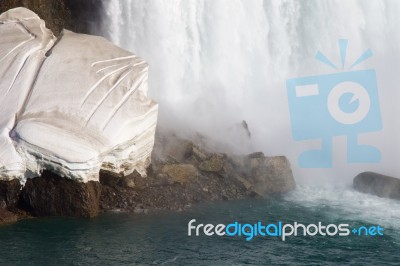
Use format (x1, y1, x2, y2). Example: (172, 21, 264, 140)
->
(100, 0, 400, 185)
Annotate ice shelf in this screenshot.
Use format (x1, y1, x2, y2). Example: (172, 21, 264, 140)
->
(0, 8, 158, 182)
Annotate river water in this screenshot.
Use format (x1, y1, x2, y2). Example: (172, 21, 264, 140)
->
(1, 186, 399, 265)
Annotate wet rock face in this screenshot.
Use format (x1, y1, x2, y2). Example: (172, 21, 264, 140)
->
(20, 171, 101, 218)
(0, 179, 21, 224)
(0, 179, 21, 211)
(0, 0, 102, 35)
(0, 0, 71, 35)
(353, 172, 400, 200)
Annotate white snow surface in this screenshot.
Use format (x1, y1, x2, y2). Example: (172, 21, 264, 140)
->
(0, 8, 158, 183)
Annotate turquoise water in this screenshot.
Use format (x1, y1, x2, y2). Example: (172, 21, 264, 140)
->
(0, 186, 399, 265)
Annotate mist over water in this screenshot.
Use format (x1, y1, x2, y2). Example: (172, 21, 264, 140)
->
(100, 0, 400, 185)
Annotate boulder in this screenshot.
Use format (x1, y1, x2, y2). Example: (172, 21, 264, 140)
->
(248, 154, 295, 195)
(353, 172, 400, 199)
(161, 164, 198, 184)
(199, 154, 225, 172)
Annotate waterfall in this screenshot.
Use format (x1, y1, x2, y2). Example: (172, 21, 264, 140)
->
(100, 0, 400, 184)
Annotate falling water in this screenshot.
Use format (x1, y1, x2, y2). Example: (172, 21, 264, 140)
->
(100, 0, 400, 184)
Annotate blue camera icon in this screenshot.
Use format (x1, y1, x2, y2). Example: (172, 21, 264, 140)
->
(287, 69, 382, 168)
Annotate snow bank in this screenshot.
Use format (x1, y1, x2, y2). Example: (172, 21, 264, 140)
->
(0, 8, 158, 182)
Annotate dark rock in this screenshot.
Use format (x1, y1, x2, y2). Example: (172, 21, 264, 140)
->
(20, 171, 101, 218)
(353, 172, 400, 199)
(0, 179, 22, 224)
(0, 208, 18, 225)
(248, 152, 265, 159)
(0, 179, 21, 211)
(99, 171, 138, 211)
(241, 120, 251, 138)
(0, 0, 70, 35)
(0, 0, 103, 35)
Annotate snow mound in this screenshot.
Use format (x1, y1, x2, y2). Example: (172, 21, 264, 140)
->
(0, 8, 158, 182)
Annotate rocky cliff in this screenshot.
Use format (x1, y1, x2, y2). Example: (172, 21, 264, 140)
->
(0, 0, 102, 35)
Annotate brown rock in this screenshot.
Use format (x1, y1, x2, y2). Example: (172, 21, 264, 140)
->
(20, 171, 101, 218)
(0, 208, 18, 225)
(199, 154, 225, 172)
(161, 164, 198, 184)
(0, 178, 27, 225)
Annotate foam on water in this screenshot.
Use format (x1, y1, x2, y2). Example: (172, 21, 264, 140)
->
(285, 185, 400, 231)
